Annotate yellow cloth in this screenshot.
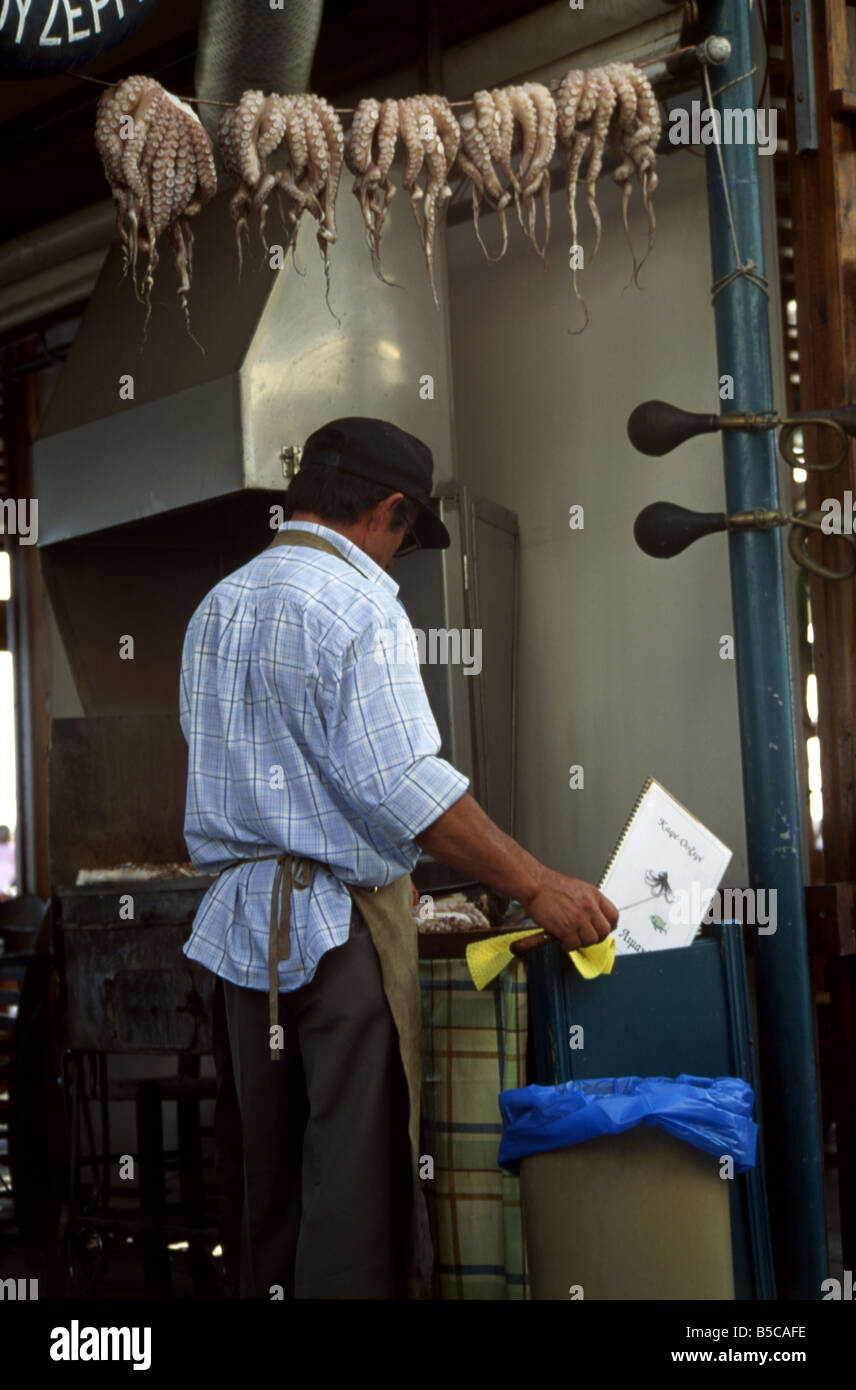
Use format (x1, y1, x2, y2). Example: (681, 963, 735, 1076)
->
(465, 928, 615, 991)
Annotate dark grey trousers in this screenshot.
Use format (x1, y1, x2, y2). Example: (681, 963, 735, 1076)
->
(220, 906, 413, 1300)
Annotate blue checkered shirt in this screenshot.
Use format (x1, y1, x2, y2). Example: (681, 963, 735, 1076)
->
(179, 521, 469, 992)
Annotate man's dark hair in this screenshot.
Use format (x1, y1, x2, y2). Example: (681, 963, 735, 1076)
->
(283, 464, 416, 529)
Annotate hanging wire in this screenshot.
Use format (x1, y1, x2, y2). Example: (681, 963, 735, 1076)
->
(67, 39, 702, 116)
(712, 63, 757, 98)
(702, 62, 770, 300)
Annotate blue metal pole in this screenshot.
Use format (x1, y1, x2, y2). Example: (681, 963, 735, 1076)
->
(702, 0, 827, 1298)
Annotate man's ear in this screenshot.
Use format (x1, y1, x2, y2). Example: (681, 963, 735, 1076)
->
(374, 492, 406, 529)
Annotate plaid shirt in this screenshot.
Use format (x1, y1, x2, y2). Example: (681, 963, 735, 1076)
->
(179, 521, 469, 992)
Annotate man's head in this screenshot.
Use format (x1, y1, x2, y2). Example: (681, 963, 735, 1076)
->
(282, 417, 450, 568)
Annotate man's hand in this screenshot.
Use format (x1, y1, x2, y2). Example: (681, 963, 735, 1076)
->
(521, 868, 618, 952)
(415, 792, 619, 949)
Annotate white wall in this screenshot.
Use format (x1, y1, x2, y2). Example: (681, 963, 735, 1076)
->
(447, 150, 753, 887)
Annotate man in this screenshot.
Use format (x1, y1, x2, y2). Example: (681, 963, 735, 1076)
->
(179, 416, 617, 1301)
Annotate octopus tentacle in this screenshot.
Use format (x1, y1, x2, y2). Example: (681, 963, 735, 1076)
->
(344, 96, 382, 265)
(553, 68, 589, 324)
(606, 62, 641, 282)
(398, 95, 427, 232)
(412, 97, 445, 309)
(315, 96, 345, 246)
(458, 100, 507, 262)
(506, 85, 538, 233)
(489, 86, 516, 191)
(220, 90, 266, 273)
(252, 94, 288, 249)
(625, 66, 661, 275)
(367, 97, 400, 283)
(585, 69, 618, 257)
(518, 81, 556, 261)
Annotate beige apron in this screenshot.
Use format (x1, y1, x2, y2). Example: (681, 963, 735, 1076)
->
(216, 528, 433, 1299)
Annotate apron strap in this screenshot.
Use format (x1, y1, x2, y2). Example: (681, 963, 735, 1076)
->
(216, 851, 314, 1062)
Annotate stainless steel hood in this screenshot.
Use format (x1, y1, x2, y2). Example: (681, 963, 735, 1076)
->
(34, 181, 457, 546)
(31, 169, 459, 735)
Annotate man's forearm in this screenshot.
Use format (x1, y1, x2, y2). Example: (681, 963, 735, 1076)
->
(414, 792, 545, 907)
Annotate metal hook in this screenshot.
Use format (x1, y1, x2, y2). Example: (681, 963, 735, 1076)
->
(778, 417, 851, 473)
(786, 511, 856, 581)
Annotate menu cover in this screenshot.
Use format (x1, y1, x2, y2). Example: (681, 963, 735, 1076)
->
(599, 778, 732, 957)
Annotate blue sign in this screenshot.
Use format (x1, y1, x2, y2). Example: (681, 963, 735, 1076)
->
(0, 0, 163, 77)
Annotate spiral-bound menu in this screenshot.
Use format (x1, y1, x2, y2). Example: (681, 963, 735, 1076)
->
(599, 777, 733, 956)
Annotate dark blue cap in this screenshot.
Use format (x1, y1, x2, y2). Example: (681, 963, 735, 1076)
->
(300, 416, 450, 550)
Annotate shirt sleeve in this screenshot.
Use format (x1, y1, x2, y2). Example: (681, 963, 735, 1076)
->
(317, 615, 469, 845)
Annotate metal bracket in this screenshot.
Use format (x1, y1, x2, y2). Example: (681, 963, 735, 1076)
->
(789, 2, 819, 153)
(280, 444, 303, 480)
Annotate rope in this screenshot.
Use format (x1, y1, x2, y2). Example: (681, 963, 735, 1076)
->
(66, 39, 700, 116)
(702, 63, 769, 301)
(711, 63, 757, 98)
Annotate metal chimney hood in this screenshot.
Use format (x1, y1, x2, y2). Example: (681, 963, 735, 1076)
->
(34, 181, 457, 545)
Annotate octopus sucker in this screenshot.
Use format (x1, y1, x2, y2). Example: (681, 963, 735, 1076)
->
(95, 75, 217, 345)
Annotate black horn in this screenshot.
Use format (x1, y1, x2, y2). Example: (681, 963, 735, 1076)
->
(634, 502, 728, 558)
(627, 400, 721, 456)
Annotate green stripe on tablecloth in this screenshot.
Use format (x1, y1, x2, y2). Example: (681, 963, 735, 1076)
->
(419, 957, 530, 1300)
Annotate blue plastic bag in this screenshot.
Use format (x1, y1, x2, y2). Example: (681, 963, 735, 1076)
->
(497, 1074, 757, 1174)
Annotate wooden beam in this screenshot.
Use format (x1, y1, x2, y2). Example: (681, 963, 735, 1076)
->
(782, 0, 856, 1272)
(782, 0, 856, 889)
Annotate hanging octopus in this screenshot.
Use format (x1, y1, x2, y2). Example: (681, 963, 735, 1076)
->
(218, 90, 344, 315)
(95, 75, 217, 345)
(551, 61, 662, 324)
(218, 90, 285, 275)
